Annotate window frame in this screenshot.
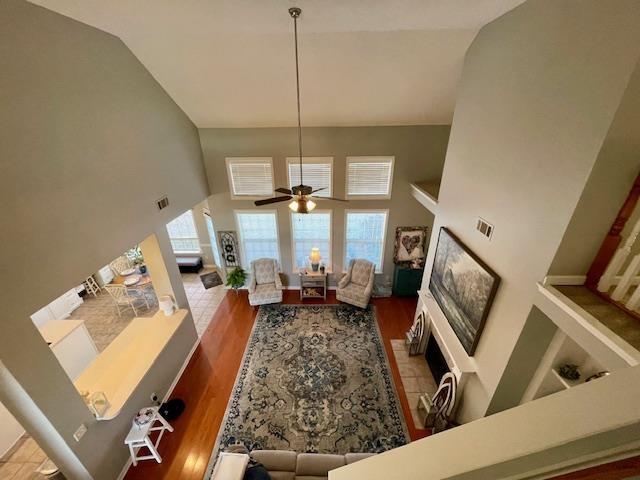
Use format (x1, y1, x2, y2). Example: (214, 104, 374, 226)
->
(166, 209, 202, 255)
(289, 209, 333, 273)
(234, 209, 282, 268)
(345, 156, 395, 200)
(286, 157, 333, 197)
(343, 209, 389, 274)
(225, 157, 274, 200)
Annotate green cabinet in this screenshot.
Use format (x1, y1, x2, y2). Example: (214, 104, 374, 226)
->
(392, 266, 424, 297)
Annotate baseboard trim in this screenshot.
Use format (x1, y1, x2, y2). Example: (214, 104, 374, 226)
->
(543, 275, 586, 286)
(116, 336, 201, 480)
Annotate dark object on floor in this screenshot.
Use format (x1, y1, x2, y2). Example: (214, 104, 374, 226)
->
(244, 464, 271, 480)
(177, 256, 203, 273)
(200, 271, 223, 289)
(159, 398, 185, 421)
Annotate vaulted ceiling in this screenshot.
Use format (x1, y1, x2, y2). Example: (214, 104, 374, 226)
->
(28, 0, 525, 127)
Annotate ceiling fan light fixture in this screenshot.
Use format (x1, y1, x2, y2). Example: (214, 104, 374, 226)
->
(288, 199, 299, 212)
(288, 197, 316, 213)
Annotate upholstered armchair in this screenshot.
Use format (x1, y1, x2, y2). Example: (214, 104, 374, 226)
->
(248, 258, 283, 307)
(337, 259, 375, 308)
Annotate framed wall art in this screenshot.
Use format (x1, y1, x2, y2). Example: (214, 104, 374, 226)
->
(428, 227, 500, 355)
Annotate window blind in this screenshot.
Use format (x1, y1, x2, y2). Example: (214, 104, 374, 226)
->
(226, 158, 274, 196)
(346, 157, 394, 197)
(167, 210, 201, 253)
(344, 211, 388, 272)
(287, 157, 332, 197)
(291, 212, 332, 271)
(236, 212, 280, 266)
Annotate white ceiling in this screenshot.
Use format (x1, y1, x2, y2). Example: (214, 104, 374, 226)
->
(28, 0, 525, 127)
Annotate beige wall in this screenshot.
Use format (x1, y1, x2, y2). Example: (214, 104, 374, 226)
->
(0, 1, 208, 479)
(420, 0, 640, 422)
(200, 126, 450, 286)
(549, 58, 640, 275)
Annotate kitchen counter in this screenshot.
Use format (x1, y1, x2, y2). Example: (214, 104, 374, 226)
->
(74, 309, 188, 420)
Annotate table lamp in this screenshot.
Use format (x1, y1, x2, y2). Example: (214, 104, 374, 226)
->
(309, 247, 321, 272)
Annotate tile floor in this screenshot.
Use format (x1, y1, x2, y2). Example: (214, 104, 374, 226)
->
(69, 285, 158, 352)
(0, 436, 62, 480)
(391, 339, 439, 429)
(181, 268, 226, 337)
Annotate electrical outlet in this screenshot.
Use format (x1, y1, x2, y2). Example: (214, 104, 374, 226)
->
(73, 423, 87, 442)
(150, 392, 159, 403)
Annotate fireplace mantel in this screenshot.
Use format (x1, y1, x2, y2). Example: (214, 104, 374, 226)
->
(417, 289, 477, 389)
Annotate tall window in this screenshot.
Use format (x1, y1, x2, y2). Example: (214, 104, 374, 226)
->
(235, 211, 280, 267)
(204, 213, 222, 267)
(344, 210, 388, 272)
(346, 157, 394, 199)
(226, 157, 274, 198)
(291, 211, 332, 271)
(167, 210, 201, 253)
(287, 157, 333, 197)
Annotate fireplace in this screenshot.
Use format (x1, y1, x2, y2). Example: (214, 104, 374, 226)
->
(425, 334, 449, 385)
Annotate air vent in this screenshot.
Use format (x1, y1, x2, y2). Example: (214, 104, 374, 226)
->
(156, 196, 169, 210)
(476, 217, 494, 239)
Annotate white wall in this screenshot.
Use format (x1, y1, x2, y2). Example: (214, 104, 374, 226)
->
(0, 2, 208, 478)
(420, 0, 640, 422)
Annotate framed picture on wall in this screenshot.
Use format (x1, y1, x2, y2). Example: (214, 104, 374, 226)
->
(428, 227, 500, 355)
(218, 231, 239, 268)
(393, 226, 428, 267)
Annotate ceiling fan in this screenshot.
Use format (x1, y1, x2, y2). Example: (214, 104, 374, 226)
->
(254, 7, 347, 213)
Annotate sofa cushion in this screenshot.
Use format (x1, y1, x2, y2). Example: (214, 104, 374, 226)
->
(251, 450, 297, 473)
(266, 472, 294, 480)
(296, 454, 345, 476)
(344, 453, 376, 464)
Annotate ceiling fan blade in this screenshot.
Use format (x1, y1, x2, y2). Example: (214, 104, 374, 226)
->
(312, 195, 348, 202)
(275, 187, 293, 195)
(254, 195, 292, 206)
(310, 187, 327, 194)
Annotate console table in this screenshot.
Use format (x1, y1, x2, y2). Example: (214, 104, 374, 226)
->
(299, 270, 327, 300)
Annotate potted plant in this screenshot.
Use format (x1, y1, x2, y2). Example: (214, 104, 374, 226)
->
(126, 245, 147, 274)
(226, 267, 247, 294)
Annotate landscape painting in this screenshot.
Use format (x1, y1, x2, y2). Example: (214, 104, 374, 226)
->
(428, 228, 500, 355)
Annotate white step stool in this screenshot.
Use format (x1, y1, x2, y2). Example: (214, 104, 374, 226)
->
(125, 407, 174, 466)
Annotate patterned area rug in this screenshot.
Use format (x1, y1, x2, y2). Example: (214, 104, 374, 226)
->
(206, 304, 409, 475)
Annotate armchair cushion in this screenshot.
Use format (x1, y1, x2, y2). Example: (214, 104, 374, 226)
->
(351, 260, 374, 287)
(253, 259, 277, 285)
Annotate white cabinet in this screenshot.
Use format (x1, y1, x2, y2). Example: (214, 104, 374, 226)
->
(31, 289, 83, 325)
(39, 320, 98, 380)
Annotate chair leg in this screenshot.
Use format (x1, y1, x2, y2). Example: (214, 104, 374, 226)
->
(128, 443, 138, 467)
(115, 304, 122, 318)
(131, 302, 138, 316)
(155, 413, 174, 433)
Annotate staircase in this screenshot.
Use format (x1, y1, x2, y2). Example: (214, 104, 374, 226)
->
(587, 174, 640, 317)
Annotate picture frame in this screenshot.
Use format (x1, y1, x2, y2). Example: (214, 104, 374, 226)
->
(393, 226, 429, 266)
(428, 227, 500, 355)
(218, 231, 239, 268)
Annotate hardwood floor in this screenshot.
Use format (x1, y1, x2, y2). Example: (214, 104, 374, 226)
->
(124, 291, 427, 480)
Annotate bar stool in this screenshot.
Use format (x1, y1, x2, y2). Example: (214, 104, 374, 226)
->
(125, 407, 174, 466)
(84, 275, 102, 297)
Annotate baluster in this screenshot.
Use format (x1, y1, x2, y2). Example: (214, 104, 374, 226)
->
(598, 217, 640, 292)
(610, 253, 640, 300)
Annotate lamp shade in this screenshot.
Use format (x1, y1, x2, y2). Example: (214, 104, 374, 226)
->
(309, 247, 321, 264)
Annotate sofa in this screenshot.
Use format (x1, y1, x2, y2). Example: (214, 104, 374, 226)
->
(250, 450, 375, 480)
(336, 259, 375, 308)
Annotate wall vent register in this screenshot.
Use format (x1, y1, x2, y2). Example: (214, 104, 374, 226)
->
(476, 217, 494, 239)
(156, 196, 169, 210)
